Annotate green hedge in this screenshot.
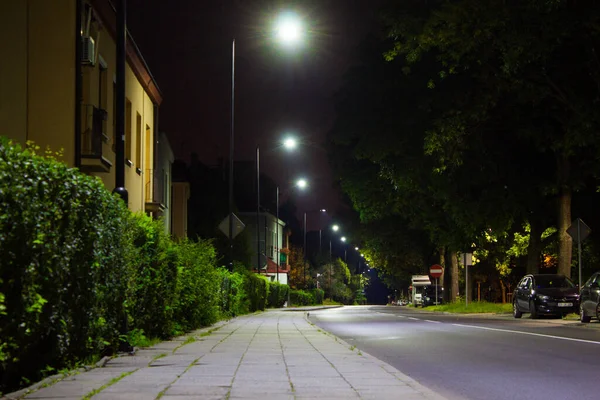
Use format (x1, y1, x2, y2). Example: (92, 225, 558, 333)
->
(0, 139, 290, 394)
(0, 140, 131, 392)
(267, 282, 290, 308)
(289, 289, 324, 306)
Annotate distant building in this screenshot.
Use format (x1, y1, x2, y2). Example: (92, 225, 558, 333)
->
(239, 212, 289, 284)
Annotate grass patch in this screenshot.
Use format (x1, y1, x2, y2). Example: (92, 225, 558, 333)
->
(424, 301, 512, 314)
(82, 369, 137, 399)
(349, 345, 356, 351)
(148, 353, 167, 366)
(323, 299, 343, 306)
(183, 336, 196, 345)
(562, 313, 580, 321)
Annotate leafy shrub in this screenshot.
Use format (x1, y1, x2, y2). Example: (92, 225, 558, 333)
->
(125, 213, 178, 338)
(290, 290, 314, 306)
(267, 282, 289, 308)
(244, 273, 270, 312)
(310, 288, 324, 305)
(217, 268, 248, 318)
(170, 238, 220, 334)
(0, 139, 130, 392)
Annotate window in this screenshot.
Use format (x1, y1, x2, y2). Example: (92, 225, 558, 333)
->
(163, 169, 169, 205)
(135, 113, 142, 169)
(125, 100, 132, 163)
(98, 56, 108, 140)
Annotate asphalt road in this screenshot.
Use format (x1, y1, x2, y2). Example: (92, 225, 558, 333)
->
(309, 305, 600, 400)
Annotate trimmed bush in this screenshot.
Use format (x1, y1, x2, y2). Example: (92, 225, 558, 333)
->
(267, 282, 289, 308)
(290, 290, 314, 306)
(171, 238, 221, 335)
(0, 139, 130, 391)
(310, 288, 325, 305)
(217, 268, 249, 318)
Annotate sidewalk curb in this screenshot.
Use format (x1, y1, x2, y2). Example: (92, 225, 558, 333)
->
(280, 305, 344, 312)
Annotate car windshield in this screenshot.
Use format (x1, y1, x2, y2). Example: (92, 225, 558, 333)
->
(534, 276, 575, 289)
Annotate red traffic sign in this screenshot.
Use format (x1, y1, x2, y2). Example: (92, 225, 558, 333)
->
(429, 264, 444, 278)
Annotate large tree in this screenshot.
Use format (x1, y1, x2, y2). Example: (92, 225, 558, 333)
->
(384, 0, 600, 277)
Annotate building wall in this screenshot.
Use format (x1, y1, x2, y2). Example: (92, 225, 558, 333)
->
(0, 0, 158, 215)
(172, 182, 190, 239)
(156, 132, 174, 234)
(0, 0, 76, 161)
(0, 0, 28, 144)
(240, 212, 286, 271)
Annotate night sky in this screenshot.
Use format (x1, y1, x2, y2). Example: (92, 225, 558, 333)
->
(126, 0, 381, 230)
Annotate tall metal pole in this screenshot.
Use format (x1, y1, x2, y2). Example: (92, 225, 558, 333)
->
(256, 145, 260, 274)
(228, 39, 235, 270)
(578, 219, 582, 289)
(303, 212, 307, 287)
(329, 239, 332, 300)
(464, 253, 469, 307)
(319, 230, 322, 255)
(113, 0, 128, 204)
(276, 186, 279, 283)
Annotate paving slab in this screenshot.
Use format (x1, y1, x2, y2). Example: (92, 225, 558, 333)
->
(13, 309, 447, 400)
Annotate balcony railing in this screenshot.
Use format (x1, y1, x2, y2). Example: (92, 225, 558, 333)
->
(145, 168, 165, 214)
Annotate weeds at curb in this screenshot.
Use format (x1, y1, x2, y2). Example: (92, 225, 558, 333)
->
(81, 369, 137, 400)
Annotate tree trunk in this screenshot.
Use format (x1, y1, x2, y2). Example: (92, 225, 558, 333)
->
(526, 218, 543, 275)
(450, 250, 459, 302)
(557, 187, 572, 277)
(439, 247, 446, 301)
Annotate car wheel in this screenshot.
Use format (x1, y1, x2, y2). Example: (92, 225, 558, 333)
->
(513, 301, 522, 319)
(529, 300, 538, 319)
(580, 304, 591, 323)
(595, 303, 600, 321)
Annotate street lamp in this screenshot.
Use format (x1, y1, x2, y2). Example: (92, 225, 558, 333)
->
(332, 224, 339, 232)
(283, 137, 297, 150)
(229, 12, 303, 268)
(275, 12, 303, 45)
(275, 177, 307, 283)
(302, 206, 326, 287)
(296, 178, 308, 189)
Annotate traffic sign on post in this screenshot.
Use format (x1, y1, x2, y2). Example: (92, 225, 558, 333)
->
(218, 213, 245, 239)
(430, 264, 443, 278)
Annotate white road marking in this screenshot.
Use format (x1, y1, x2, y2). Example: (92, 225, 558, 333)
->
(424, 319, 441, 324)
(452, 323, 600, 345)
(408, 317, 419, 321)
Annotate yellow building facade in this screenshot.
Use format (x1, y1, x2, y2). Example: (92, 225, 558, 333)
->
(0, 0, 163, 215)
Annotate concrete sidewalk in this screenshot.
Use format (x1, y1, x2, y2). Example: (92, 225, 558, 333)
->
(12, 310, 445, 400)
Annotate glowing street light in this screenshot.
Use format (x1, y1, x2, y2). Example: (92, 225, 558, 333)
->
(332, 225, 339, 232)
(296, 178, 308, 189)
(355, 247, 359, 251)
(283, 137, 297, 150)
(341, 236, 346, 242)
(320, 209, 327, 212)
(275, 12, 303, 44)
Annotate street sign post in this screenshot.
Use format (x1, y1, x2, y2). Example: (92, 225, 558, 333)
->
(218, 213, 245, 239)
(567, 218, 592, 289)
(430, 265, 444, 305)
(460, 253, 473, 306)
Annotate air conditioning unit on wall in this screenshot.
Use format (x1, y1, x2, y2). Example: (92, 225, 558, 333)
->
(81, 36, 95, 65)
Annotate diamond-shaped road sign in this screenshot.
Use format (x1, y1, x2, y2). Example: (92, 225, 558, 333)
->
(566, 218, 591, 244)
(218, 213, 245, 239)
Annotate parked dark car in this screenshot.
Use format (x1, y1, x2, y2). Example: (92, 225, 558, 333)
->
(422, 285, 444, 306)
(513, 274, 579, 319)
(580, 272, 600, 323)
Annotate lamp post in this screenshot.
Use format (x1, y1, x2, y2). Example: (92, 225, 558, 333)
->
(229, 13, 303, 269)
(328, 224, 340, 300)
